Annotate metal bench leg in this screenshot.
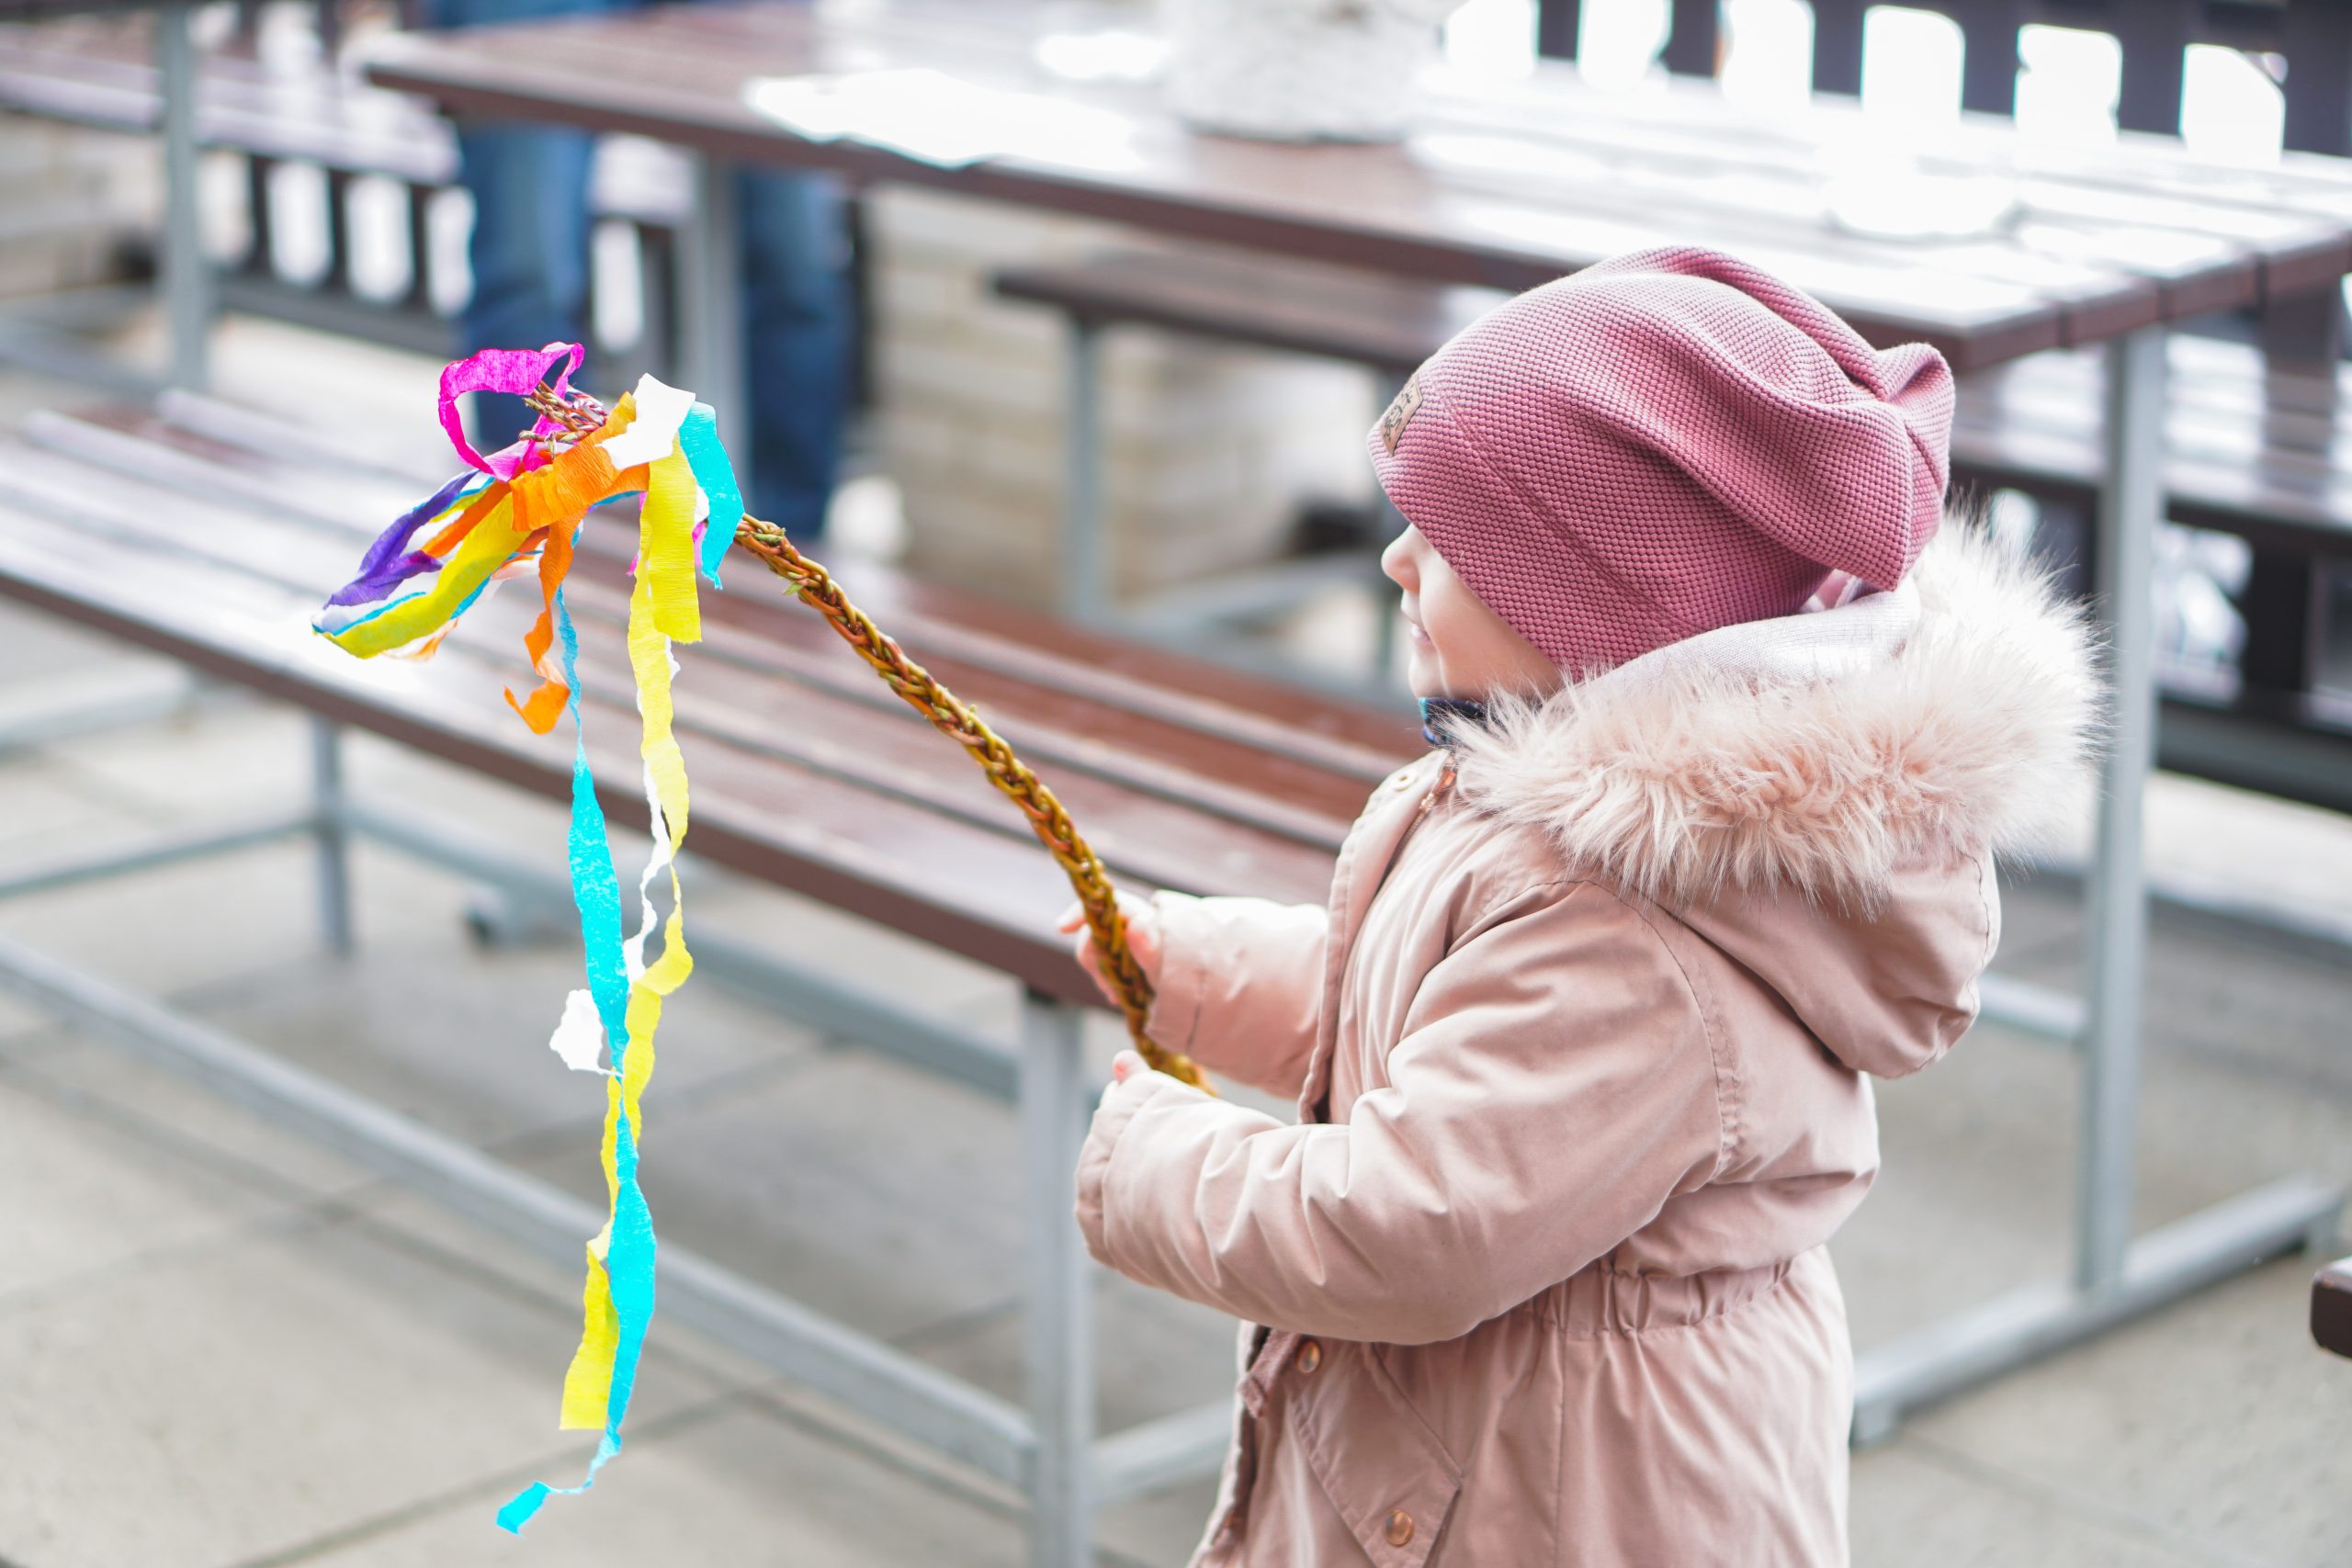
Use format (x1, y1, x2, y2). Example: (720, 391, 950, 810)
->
(681, 152, 749, 501)
(311, 717, 354, 954)
(1019, 990, 1094, 1568)
(156, 0, 210, 390)
(1062, 319, 1108, 625)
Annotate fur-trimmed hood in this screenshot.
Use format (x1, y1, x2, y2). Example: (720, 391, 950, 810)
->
(1439, 520, 2101, 1077)
(1442, 521, 2099, 911)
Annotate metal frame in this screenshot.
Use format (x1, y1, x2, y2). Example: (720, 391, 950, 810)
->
(155, 0, 209, 390)
(680, 153, 750, 506)
(1052, 315, 1407, 696)
(1851, 325, 2345, 1442)
(0, 716, 1227, 1565)
(0, 1, 210, 393)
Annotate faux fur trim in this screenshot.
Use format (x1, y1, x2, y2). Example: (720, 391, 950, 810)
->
(1442, 520, 2103, 911)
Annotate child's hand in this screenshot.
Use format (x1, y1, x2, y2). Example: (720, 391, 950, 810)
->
(1110, 1050, 1145, 1086)
(1057, 891, 1161, 1007)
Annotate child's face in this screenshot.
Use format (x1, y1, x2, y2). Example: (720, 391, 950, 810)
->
(1382, 524, 1564, 703)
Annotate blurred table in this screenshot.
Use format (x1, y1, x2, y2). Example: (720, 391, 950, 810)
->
(362, 0, 2352, 380)
(0, 0, 208, 388)
(366, 0, 2350, 1517)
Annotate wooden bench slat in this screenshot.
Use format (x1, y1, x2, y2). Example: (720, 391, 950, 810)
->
(45, 404, 1413, 827)
(0, 491, 1329, 1004)
(75, 400, 1423, 782)
(0, 434, 1350, 903)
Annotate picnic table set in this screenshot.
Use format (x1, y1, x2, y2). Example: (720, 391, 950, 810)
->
(3, 0, 2351, 1562)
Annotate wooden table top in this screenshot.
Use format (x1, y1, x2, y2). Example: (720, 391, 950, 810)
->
(362, 0, 2352, 372)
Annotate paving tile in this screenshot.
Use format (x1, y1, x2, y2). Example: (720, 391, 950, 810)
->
(187, 915, 822, 1153)
(35, 694, 314, 827)
(690, 873, 1024, 1029)
(364, 1046, 1029, 1347)
(0, 746, 159, 857)
(1991, 869, 2083, 967)
(0, 1059, 325, 1303)
(1851, 1442, 2245, 1568)
(3, 1017, 441, 1212)
(1098, 1478, 1222, 1568)
(0, 838, 447, 1000)
(2141, 773, 2352, 943)
(2122, 1050, 2352, 1251)
(905, 1275, 1238, 1567)
(902, 1272, 1240, 1439)
(0, 1206, 738, 1568)
(1834, 1021, 2078, 1347)
(0, 596, 161, 682)
(339, 729, 579, 849)
(288, 1401, 1027, 1568)
(1901, 1257, 2352, 1568)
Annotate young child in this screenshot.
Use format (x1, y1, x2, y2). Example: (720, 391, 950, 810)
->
(1060, 246, 2102, 1565)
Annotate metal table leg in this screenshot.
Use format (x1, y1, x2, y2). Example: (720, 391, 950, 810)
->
(311, 717, 354, 954)
(1061, 319, 1108, 624)
(681, 153, 749, 499)
(2076, 322, 2165, 1289)
(1849, 324, 2344, 1441)
(1020, 991, 1094, 1568)
(156, 0, 210, 390)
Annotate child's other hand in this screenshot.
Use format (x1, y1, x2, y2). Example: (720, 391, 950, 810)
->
(1110, 1050, 1145, 1086)
(1057, 891, 1161, 1007)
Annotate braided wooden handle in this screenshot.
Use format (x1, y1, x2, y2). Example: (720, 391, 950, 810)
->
(731, 519, 1211, 1092)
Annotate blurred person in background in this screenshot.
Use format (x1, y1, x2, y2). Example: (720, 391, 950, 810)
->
(423, 0, 853, 541)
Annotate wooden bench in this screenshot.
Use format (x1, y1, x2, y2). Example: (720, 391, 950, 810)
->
(2317, 1257, 2352, 1357)
(0, 391, 1420, 1564)
(996, 247, 2352, 813)
(0, 14, 688, 362)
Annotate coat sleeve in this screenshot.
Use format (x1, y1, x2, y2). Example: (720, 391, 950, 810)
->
(1077, 881, 1726, 1345)
(1143, 891, 1329, 1100)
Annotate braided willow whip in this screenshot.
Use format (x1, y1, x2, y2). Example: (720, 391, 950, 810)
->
(529, 389, 1207, 1090)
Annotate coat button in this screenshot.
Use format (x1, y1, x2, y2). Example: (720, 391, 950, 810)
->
(1385, 1508, 1414, 1547)
(1296, 1338, 1321, 1374)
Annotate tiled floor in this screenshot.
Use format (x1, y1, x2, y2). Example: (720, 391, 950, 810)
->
(0, 317, 2347, 1565)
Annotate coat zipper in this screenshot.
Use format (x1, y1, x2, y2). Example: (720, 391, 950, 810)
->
(1414, 759, 1457, 822)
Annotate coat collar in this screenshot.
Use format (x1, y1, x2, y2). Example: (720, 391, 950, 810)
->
(1432, 522, 2101, 913)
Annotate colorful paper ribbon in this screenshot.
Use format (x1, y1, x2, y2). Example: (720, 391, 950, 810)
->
(313, 348, 738, 1530)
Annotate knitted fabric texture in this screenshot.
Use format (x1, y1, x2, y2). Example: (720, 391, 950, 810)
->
(1367, 246, 1955, 674)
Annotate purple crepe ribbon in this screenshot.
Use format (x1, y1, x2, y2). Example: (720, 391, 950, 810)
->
(320, 470, 482, 610)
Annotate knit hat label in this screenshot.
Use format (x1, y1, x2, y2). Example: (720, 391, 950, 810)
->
(1378, 376, 1423, 453)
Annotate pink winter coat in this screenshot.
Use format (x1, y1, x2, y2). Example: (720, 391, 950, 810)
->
(1074, 528, 2098, 1566)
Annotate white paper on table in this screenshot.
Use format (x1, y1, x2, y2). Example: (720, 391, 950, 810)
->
(742, 69, 1137, 171)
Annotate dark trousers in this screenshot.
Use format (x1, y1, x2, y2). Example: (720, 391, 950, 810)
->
(424, 0, 853, 536)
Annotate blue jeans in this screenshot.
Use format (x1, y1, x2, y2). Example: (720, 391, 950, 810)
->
(424, 0, 852, 537)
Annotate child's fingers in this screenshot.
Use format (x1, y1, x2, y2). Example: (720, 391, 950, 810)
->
(1055, 900, 1085, 933)
(1111, 1050, 1146, 1085)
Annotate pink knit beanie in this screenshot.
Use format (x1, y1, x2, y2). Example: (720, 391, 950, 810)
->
(1367, 246, 1955, 675)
